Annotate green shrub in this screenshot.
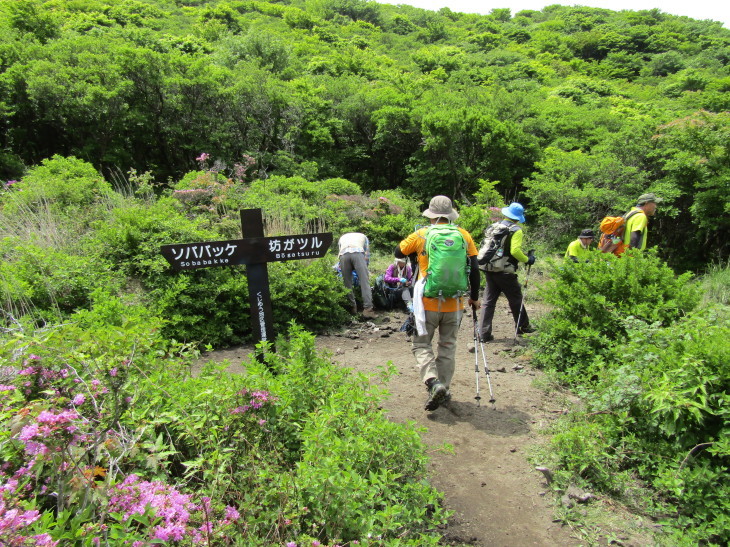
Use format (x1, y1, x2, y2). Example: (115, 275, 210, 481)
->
(537, 306, 730, 545)
(86, 198, 218, 278)
(150, 266, 250, 347)
(269, 258, 351, 331)
(2, 320, 447, 545)
(532, 249, 700, 379)
(235, 175, 364, 232)
(5, 155, 114, 215)
(361, 190, 422, 252)
(234, 178, 423, 253)
(0, 237, 119, 325)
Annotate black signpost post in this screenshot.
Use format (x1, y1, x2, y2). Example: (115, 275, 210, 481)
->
(161, 209, 332, 359)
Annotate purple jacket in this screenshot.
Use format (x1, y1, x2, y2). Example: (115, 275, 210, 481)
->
(384, 262, 413, 286)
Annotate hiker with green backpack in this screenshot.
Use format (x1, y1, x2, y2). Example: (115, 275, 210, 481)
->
(395, 196, 481, 412)
(476, 202, 535, 342)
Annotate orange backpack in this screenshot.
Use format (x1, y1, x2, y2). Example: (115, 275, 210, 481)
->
(597, 210, 640, 256)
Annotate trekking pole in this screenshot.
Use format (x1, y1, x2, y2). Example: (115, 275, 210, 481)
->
(514, 249, 535, 344)
(472, 307, 481, 407)
(473, 308, 496, 405)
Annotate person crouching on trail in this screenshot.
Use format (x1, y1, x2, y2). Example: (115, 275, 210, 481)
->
(565, 229, 595, 263)
(478, 202, 535, 342)
(395, 195, 481, 412)
(384, 257, 414, 311)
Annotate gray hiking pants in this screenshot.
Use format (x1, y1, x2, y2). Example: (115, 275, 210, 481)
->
(340, 251, 373, 310)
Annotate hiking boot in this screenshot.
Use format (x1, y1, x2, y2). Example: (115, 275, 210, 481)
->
(480, 334, 494, 342)
(517, 325, 535, 335)
(424, 379, 448, 411)
(362, 307, 376, 319)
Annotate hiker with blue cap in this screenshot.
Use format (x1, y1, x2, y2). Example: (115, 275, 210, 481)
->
(476, 202, 535, 342)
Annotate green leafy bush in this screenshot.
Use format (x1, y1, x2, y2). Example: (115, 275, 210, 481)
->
(532, 249, 700, 379)
(150, 266, 250, 347)
(269, 259, 351, 331)
(1, 318, 447, 545)
(532, 264, 728, 544)
(0, 237, 119, 325)
(86, 198, 217, 279)
(5, 155, 114, 215)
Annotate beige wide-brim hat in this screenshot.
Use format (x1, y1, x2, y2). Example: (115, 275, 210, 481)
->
(422, 195, 459, 221)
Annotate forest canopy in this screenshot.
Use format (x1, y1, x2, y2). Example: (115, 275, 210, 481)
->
(0, 0, 728, 269)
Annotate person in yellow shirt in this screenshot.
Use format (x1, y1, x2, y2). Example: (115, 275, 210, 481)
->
(478, 202, 535, 342)
(565, 229, 595, 262)
(623, 193, 662, 251)
(395, 196, 481, 412)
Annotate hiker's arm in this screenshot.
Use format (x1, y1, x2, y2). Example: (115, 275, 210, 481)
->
(383, 264, 398, 284)
(468, 256, 480, 301)
(629, 230, 643, 249)
(510, 230, 529, 263)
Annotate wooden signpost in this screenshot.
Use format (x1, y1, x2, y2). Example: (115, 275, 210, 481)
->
(161, 209, 332, 355)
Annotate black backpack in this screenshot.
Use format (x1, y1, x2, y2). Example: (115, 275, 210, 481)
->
(372, 274, 393, 310)
(477, 220, 520, 273)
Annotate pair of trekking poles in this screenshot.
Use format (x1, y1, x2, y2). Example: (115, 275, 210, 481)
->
(471, 249, 534, 407)
(471, 307, 495, 407)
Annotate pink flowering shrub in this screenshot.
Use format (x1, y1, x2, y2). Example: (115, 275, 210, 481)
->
(105, 475, 240, 544)
(173, 154, 255, 220)
(0, 495, 56, 546)
(0, 318, 446, 546)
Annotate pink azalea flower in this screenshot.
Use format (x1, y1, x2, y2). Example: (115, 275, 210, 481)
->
(224, 506, 240, 521)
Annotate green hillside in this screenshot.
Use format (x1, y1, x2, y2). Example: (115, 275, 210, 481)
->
(0, 1, 729, 545)
(1, 0, 729, 268)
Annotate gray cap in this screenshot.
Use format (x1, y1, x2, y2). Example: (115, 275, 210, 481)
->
(637, 193, 663, 206)
(422, 195, 459, 221)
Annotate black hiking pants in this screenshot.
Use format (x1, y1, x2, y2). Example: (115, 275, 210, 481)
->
(479, 271, 529, 340)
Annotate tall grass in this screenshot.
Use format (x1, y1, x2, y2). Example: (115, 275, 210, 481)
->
(700, 260, 730, 305)
(0, 196, 76, 249)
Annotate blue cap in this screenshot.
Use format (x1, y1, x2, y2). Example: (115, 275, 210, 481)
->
(501, 202, 525, 224)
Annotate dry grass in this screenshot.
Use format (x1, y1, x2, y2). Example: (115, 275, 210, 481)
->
(263, 210, 328, 237)
(0, 196, 77, 249)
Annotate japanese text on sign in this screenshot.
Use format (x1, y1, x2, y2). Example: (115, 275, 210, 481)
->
(161, 233, 331, 271)
(268, 236, 325, 260)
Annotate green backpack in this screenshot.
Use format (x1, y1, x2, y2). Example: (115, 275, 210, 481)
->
(423, 224, 469, 298)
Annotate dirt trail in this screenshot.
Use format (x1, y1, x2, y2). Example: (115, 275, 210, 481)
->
(200, 298, 582, 546)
